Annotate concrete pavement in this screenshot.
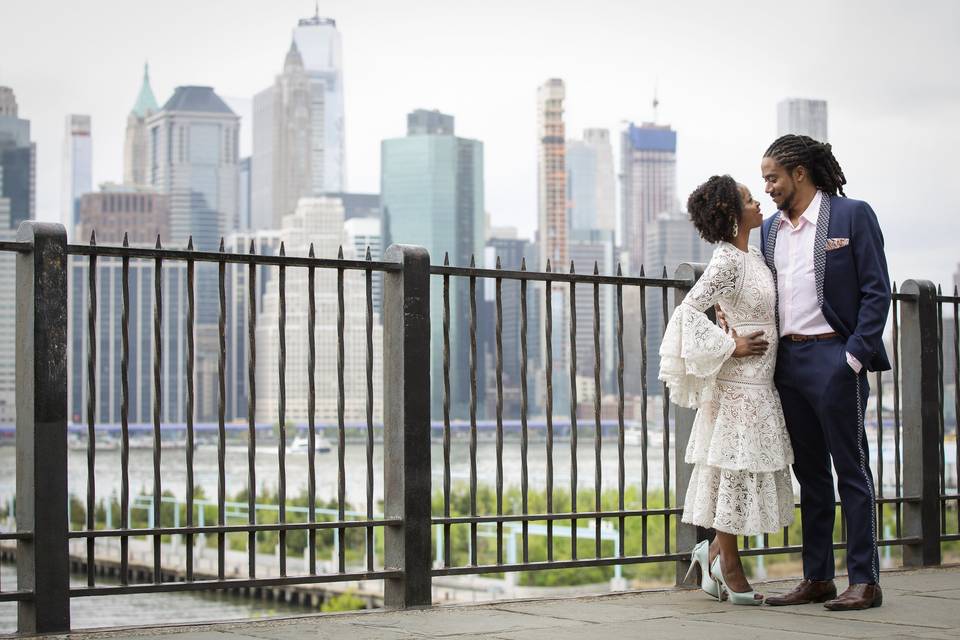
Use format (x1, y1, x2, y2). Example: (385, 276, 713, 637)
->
(54, 566, 960, 639)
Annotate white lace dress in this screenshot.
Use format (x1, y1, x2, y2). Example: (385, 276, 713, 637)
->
(659, 243, 795, 536)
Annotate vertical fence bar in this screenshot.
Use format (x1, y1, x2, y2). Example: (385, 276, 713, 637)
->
(569, 262, 578, 560)
(152, 236, 163, 581)
(520, 258, 530, 563)
(120, 233, 131, 585)
(246, 240, 257, 577)
(661, 267, 671, 556)
(892, 284, 903, 538)
(639, 267, 649, 556)
(545, 261, 554, 561)
(616, 265, 625, 559)
(442, 253, 451, 567)
(469, 256, 478, 566)
(85, 231, 97, 588)
(185, 237, 196, 581)
(307, 244, 317, 574)
(337, 246, 346, 573)
(366, 247, 375, 571)
(217, 239, 227, 579)
(592, 263, 602, 559)
(383, 244, 431, 608)
(954, 286, 960, 532)
(495, 256, 504, 565)
(937, 286, 946, 534)
(16, 221, 69, 633)
(875, 368, 884, 539)
(900, 279, 941, 566)
(278, 243, 287, 576)
(672, 264, 707, 583)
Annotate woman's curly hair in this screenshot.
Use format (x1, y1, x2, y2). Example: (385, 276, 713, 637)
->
(686, 175, 742, 243)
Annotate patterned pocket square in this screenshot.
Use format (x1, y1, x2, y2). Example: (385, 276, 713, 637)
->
(825, 237, 850, 251)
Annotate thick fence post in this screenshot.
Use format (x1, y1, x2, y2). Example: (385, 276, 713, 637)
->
(672, 262, 709, 586)
(382, 244, 432, 608)
(899, 279, 941, 567)
(16, 222, 70, 632)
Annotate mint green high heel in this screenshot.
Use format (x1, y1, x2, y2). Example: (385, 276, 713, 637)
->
(711, 556, 763, 605)
(683, 540, 720, 599)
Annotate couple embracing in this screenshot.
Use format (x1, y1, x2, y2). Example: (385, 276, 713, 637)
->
(660, 134, 891, 610)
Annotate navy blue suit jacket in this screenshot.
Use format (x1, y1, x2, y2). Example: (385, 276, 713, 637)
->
(761, 194, 892, 372)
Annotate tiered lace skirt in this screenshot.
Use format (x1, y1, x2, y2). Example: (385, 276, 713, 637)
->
(659, 305, 795, 536)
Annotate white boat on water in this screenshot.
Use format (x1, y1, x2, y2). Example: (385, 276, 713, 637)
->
(286, 434, 332, 454)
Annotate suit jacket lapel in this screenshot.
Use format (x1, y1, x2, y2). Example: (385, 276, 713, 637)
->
(764, 212, 780, 271)
(813, 194, 831, 307)
(764, 212, 781, 333)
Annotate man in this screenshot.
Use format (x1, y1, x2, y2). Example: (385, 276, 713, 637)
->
(759, 135, 891, 610)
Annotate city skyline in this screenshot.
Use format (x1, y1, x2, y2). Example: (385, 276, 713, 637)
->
(1, 0, 957, 287)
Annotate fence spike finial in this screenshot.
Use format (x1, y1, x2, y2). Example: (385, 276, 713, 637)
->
(122, 232, 129, 248)
(365, 246, 371, 261)
(308, 242, 315, 258)
(279, 241, 286, 257)
(521, 256, 527, 271)
(661, 265, 668, 277)
(443, 251, 449, 266)
(338, 245, 343, 259)
(155, 234, 162, 249)
(187, 235, 194, 251)
(470, 254, 476, 268)
(496, 255, 501, 269)
(639, 264, 645, 276)
(546, 258, 552, 273)
(616, 262, 622, 276)
(593, 261, 599, 275)
(249, 239, 256, 254)
(89, 229, 97, 246)
(570, 260, 575, 274)
(219, 237, 225, 252)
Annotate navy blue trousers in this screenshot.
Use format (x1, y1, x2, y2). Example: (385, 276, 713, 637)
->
(775, 337, 879, 585)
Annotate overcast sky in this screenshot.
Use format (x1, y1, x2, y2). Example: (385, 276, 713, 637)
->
(2, 0, 958, 286)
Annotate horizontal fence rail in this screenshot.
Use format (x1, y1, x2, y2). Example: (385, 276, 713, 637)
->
(0, 221, 955, 634)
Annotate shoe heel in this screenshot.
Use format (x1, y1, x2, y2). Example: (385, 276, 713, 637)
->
(711, 556, 762, 606)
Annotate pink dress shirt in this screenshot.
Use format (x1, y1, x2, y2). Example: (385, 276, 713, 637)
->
(775, 191, 862, 373)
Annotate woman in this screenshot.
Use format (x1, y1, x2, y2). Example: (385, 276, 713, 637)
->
(659, 175, 794, 605)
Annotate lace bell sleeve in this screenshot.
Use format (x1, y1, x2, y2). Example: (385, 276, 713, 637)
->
(658, 249, 740, 408)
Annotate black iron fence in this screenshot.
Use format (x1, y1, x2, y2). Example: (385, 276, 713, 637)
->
(0, 221, 955, 633)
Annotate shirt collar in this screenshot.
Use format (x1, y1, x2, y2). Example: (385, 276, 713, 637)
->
(778, 190, 823, 229)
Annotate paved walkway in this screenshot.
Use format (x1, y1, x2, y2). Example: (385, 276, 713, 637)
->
(58, 566, 960, 639)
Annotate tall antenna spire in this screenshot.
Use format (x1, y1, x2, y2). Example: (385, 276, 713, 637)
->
(652, 79, 660, 123)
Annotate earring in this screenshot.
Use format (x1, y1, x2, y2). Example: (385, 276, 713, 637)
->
(732, 221, 739, 237)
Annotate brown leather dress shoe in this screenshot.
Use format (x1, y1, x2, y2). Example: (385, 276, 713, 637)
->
(765, 579, 837, 606)
(823, 583, 883, 610)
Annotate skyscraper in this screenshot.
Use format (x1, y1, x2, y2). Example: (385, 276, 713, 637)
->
(344, 216, 383, 317)
(0, 86, 36, 229)
(123, 64, 159, 187)
(537, 79, 567, 269)
(255, 197, 382, 425)
(620, 122, 677, 273)
(631, 212, 711, 392)
(239, 155, 252, 230)
(566, 128, 615, 234)
(777, 98, 828, 142)
(146, 85, 240, 249)
(253, 41, 313, 228)
(61, 115, 92, 238)
(382, 109, 484, 419)
(293, 10, 346, 193)
(76, 185, 169, 245)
